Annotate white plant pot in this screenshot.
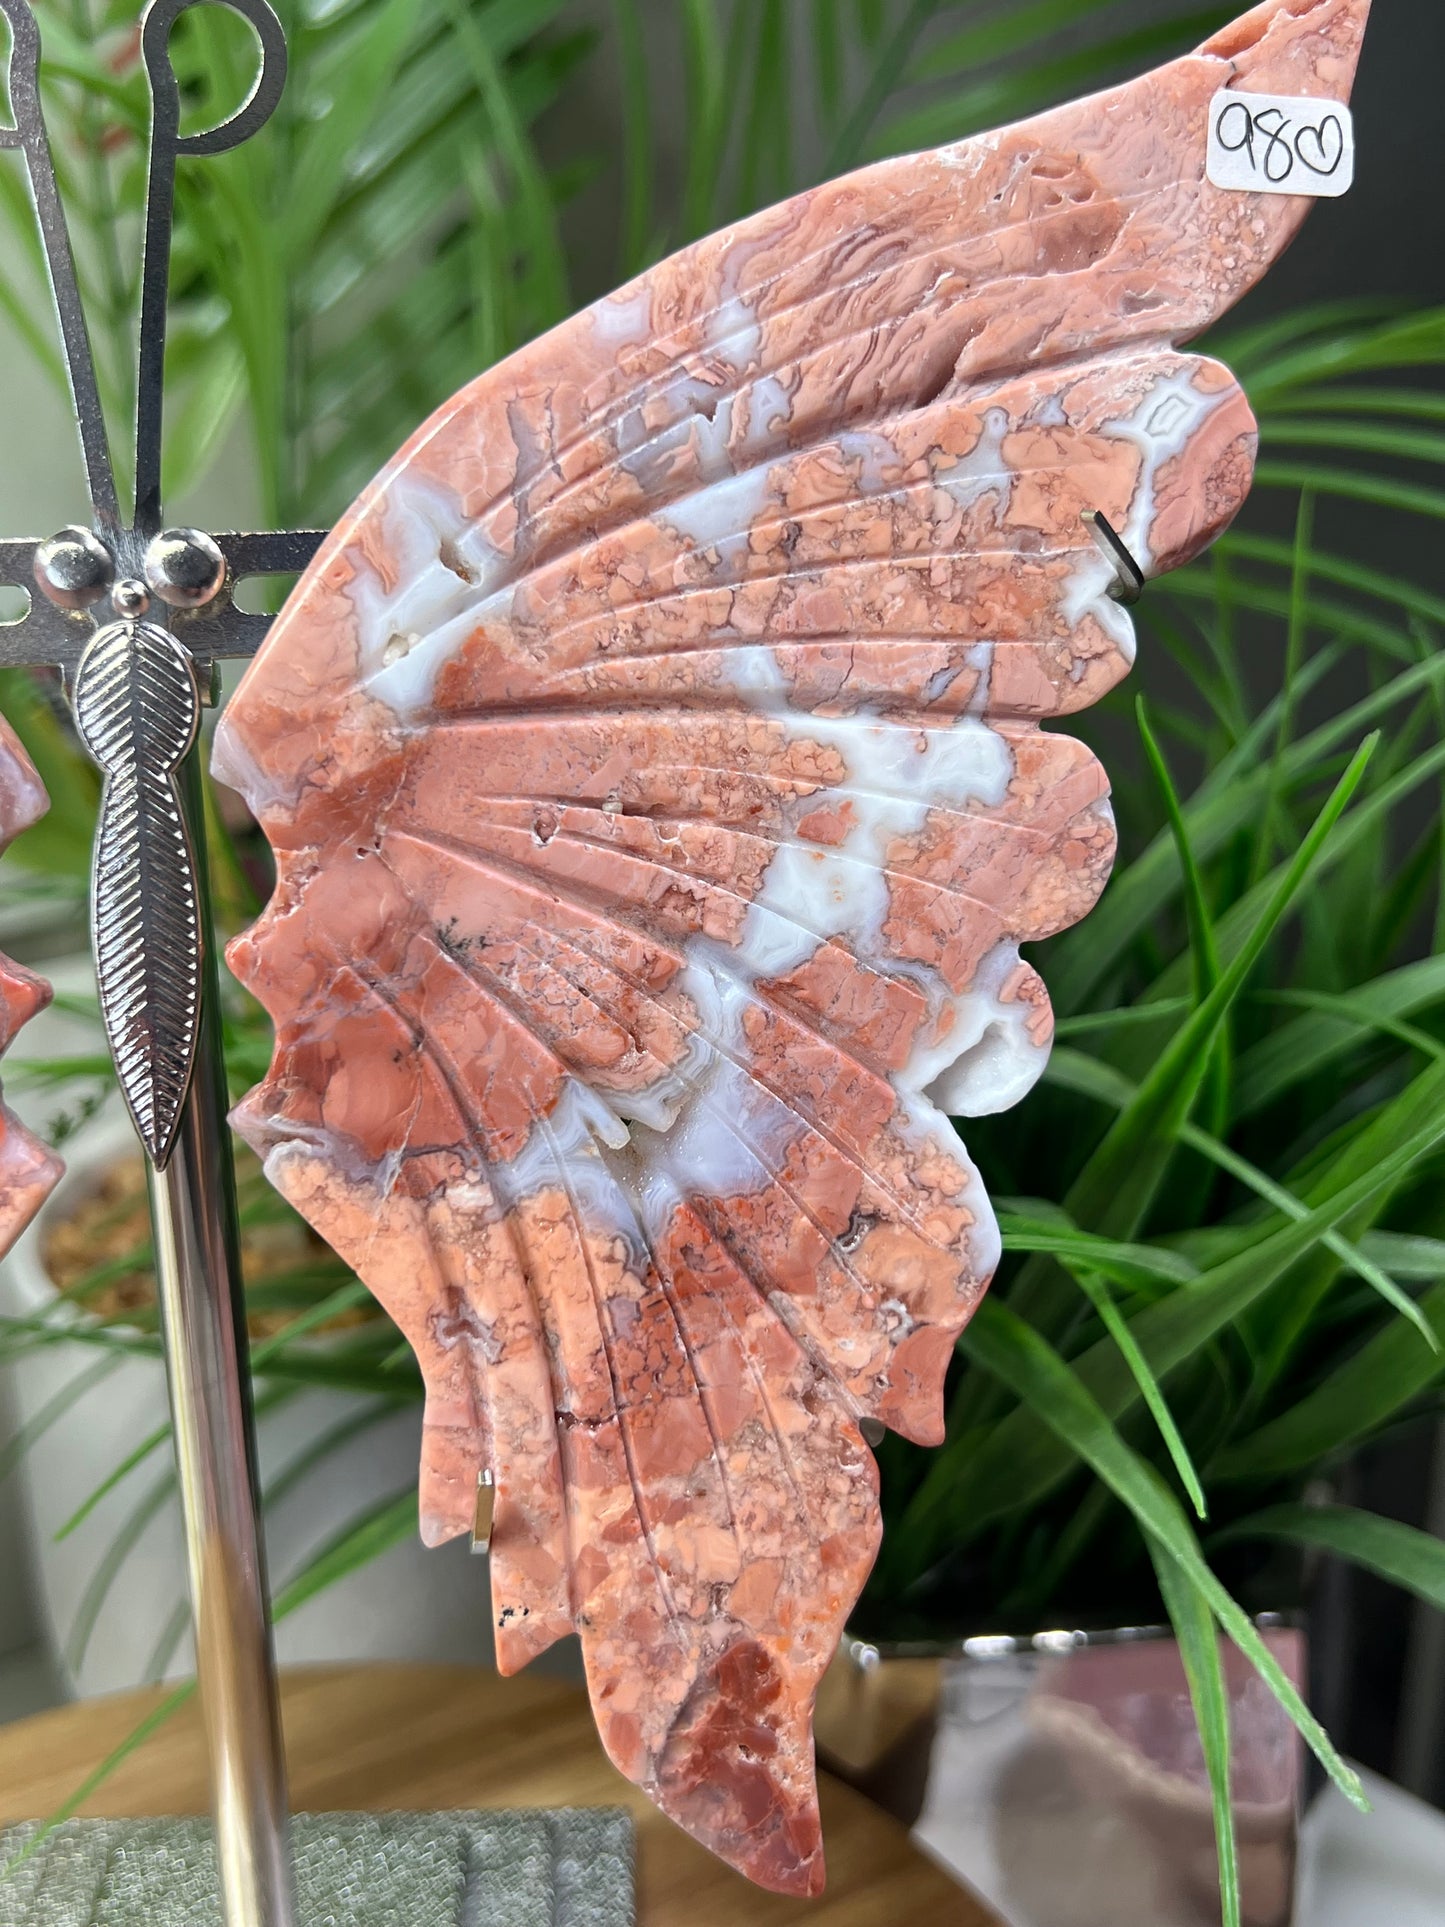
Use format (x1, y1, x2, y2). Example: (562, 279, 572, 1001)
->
(0, 982, 496, 1696)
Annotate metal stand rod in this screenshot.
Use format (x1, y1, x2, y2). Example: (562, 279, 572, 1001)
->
(1, 7, 311, 1919)
(145, 751, 295, 1927)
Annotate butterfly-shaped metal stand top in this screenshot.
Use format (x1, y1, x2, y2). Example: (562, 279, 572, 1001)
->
(0, 4, 322, 1923)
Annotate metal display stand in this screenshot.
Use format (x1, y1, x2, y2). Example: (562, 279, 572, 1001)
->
(3, 4, 338, 1922)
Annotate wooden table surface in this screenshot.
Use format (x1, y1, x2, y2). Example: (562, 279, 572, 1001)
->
(0, 1664, 998, 1926)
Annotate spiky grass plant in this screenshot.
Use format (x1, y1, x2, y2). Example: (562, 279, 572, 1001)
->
(2, 6, 1443, 1919)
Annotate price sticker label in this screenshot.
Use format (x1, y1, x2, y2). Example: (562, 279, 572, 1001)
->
(1207, 89, 1355, 198)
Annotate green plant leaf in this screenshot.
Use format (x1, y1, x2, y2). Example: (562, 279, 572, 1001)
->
(1145, 739, 1445, 1010)
(611, 0, 654, 276)
(62, 1469, 176, 1677)
(1255, 462, 1445, 523)
(1150, 1542, 1241, 1927)
(1137, 694, 1229, 1139)
(1262, 986, 1445, 1066)
(825, 0, 933, 174)
(1176, 1119, 1437, 1348)
(270, 1487, 418, 1620)
(160, 334, 247, 501)
(1233, 956, 1445, 1118)
(1359, 1234, 1445, 1281)
(1243, 1051, 1445, 1397)
(1071, 1266, 1208, 1518)
(893, 1097, 1445, 1575)
(440, 0, 570, 330)
(811, 0, 844, 133)
(14, 1481, 421, 1870)
(1048, 736, 1374, 1247)
(997, 1212, 1198, 1290)
(0, 1313, 422, 1398)
(1213, 1287, 1445, 1480)
(1220, 530, 1445, 640)
(679, 0, 728, 239)
(59, 1382, 296, 1672)
(1214, 1504, 1445, 1610)
(55, 1418, 172, 1543)
(1048, 655, 1443, 1014)
(962, 1301, 1366, 1808)
(0, 1684, 196, 1883)
(1045, 1047, 1439, 1347)
(282, 0, 423, 259)
(879, 7, 1233, 158)
(0, 670, 100, 877)
(1137, 697, 1222, 1006)
(0, 1356, 121, 1488)
(144, 1396, 410, 1683)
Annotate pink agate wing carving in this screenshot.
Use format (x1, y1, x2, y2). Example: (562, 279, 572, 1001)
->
(0, 714, 62, 1258)
(216, 0, 1368, 1894)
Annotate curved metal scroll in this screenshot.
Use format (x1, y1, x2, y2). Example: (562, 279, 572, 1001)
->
(135, 0, 289, 531)
(0, 0, 119, 530)
(1, 0, 289, 538)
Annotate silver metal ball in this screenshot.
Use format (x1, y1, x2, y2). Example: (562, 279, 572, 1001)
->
(33, 526, 113, 611)
(112, 578, 152, 618)
(143, 527, 227, 610)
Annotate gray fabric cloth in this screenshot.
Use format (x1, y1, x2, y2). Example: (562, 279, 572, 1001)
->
(0, 1809, 634, 1926)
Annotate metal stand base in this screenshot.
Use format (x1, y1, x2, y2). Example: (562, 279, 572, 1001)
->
(0, 1811, 634, 1927)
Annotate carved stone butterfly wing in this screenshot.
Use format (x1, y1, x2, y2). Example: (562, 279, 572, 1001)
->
(0, 713, 62, 1257)
(217, 0, 1368, 1894)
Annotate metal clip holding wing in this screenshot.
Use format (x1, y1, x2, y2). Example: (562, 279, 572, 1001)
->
(0, 0, 323, 1161)
(1083, 509, 1146, 607)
